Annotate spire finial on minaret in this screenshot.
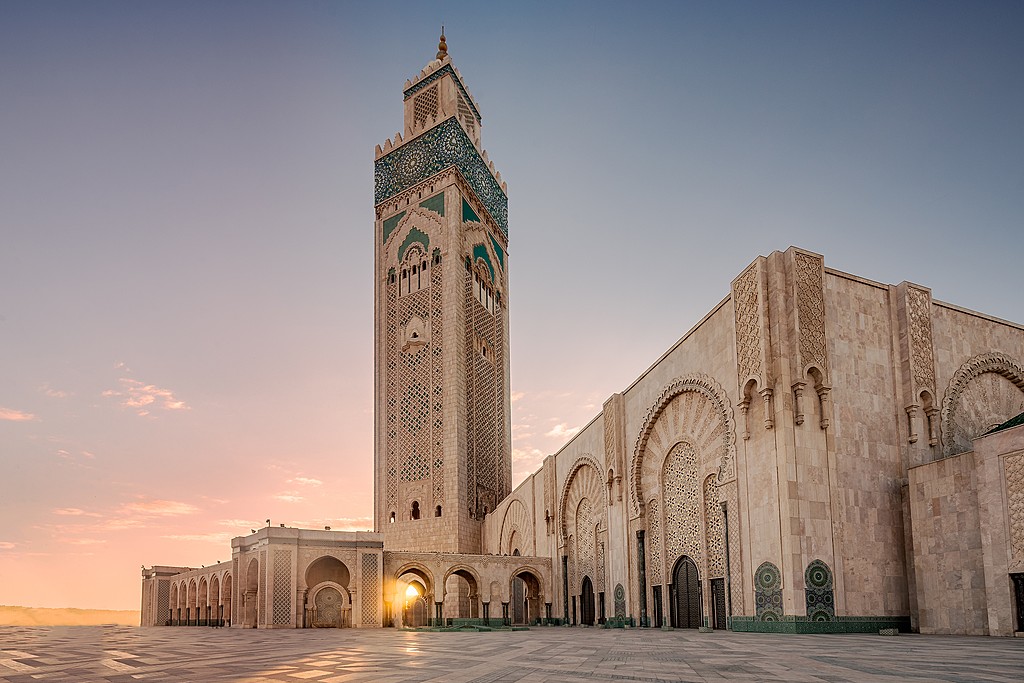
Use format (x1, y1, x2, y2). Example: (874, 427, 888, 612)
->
(436, 26, 447, 60)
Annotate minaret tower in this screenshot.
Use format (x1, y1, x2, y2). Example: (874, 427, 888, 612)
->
(373, 33, 511, 553)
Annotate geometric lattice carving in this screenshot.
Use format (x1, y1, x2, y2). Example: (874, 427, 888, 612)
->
(804, 559, 835, 621)
(465, 258, 503, 517)
(733, 260, 770, 394)
(1006, 453, 1024, 561)
(940, 352, 1024, 457)
(754, 561, 782, 621)
(647, 499, 662, 585)
(361, 554, 379, 625)
(413, 85, 439, 129)
(793, 251, 827, 377)
(431, 253, 444, 505)
(499, 499, 534, 556)
(399, 284, 432, 483)
(558, 456, 605, 545)
(259, 550, 267, 625)
(703, 475, 725, 579)
(567, 538, 577, 600)
(385, 272, 399, 511)
(575, 498, 595, 593)
(597, 540, 606, 593)
(157, 581, 169, 624)
(632, 374, 737, 517)
(456, 89, 476, 139)
(613, 583, 626, 618)
(906, 287, 935, 392)
(272, 549, 291, 625)
(663, 442, 701, 564)
(723, 482, 744, 616)
(232, 558, 239, 625)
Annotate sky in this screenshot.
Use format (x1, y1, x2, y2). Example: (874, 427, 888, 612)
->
(1, 1, 1022, 611)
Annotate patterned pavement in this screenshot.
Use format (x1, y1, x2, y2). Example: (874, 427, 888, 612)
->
(1, 625, 1022, 683)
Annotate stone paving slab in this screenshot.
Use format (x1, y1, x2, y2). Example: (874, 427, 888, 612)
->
(0, 626, 1021, 683)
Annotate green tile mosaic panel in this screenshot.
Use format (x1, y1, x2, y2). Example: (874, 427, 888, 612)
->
(383, 211, 406, 245)
(729, 615, 911, 633)
(462, 197, 480, 223)
(754, 561, 782, 621)
(419, 192, 445, 216)
(472, 243, 495, 283)
(804, 559, 835, 621)
(398, 228, 430, 263)
(489, 234, 505, 270)
(376, 117, 507, 235)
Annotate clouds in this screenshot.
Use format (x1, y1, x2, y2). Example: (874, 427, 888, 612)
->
(0, 542, 15, 550)
(545, 423, 581, 439)
(0, 406, 37, 421)
(52, 508, 101, 517)
(102, 377, 189, 416)
(290, 477, 322, 486)
(119, 499, 199, 517)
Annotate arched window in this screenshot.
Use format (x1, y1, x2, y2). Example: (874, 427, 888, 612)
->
(435, 505, 442, 517)
(389, 511, 396, 523)
(411, 501, 420, 520)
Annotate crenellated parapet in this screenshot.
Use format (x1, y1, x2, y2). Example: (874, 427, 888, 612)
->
(374, 117, 508, 235)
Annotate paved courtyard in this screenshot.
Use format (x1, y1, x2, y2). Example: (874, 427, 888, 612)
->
(0, 626, 1022, 683)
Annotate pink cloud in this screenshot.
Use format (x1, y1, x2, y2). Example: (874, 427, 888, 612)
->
(289, 477, 322, 486)
(545, 422, 581, 439)
(0, 406, 36, 422)
(52, 508, 102, 517)
(103, 378, 190, 416)
(40, 385, 70, 399)
(163, 532, 233, 544)
(0, 542, 15, 550)
(61, 538, 107, 546)
(120, 499, 199, 517)
(273, 492, 303, 503)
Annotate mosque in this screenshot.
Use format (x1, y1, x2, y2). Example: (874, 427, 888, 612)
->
(142, 35, 1024, 636)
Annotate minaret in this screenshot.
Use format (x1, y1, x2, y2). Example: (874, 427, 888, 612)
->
(373, 34, 511, 553)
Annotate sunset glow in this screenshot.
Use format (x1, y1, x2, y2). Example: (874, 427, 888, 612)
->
(2, 2, 1022, 613)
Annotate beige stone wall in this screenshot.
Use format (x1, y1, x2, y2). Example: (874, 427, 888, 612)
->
(908, 452, 987, 634)
(481, 246, 1023, 632)
(974, 423, 1024, 636)
(824, 271, 907, 617)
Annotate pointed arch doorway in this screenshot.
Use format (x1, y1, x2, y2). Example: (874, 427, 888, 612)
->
(671, 556, 701, 629)
(580, 576, 595, 626)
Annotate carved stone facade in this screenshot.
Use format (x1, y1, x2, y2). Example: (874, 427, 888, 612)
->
(143, 43, 1024, 637)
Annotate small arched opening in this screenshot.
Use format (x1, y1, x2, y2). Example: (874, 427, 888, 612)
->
(244, 557, 259, 628)
(580, 576, 595, 626)
(305, 556, 352, 628)
(670, 555, 701, 629)
(221, 573, 233, 626)
(444, 567, 481, 620)
(510, 567, 545, 626)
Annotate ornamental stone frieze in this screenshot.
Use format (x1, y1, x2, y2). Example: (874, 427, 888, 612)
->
(786, 248, 831, 430)
(940, 351, 1024, 457)
(602, 393, 626, 504)
(894, 282, 939, 450)
(731, 257, 774, 437)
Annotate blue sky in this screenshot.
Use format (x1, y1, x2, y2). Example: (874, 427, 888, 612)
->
(1, 1, 1021, 609)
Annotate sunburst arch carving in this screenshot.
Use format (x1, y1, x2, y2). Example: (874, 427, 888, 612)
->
(940, 352, 1024, 456)
(499, 498, 534, 555)
(558, 455, 605, 545)
(630, 374, 736, 518)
